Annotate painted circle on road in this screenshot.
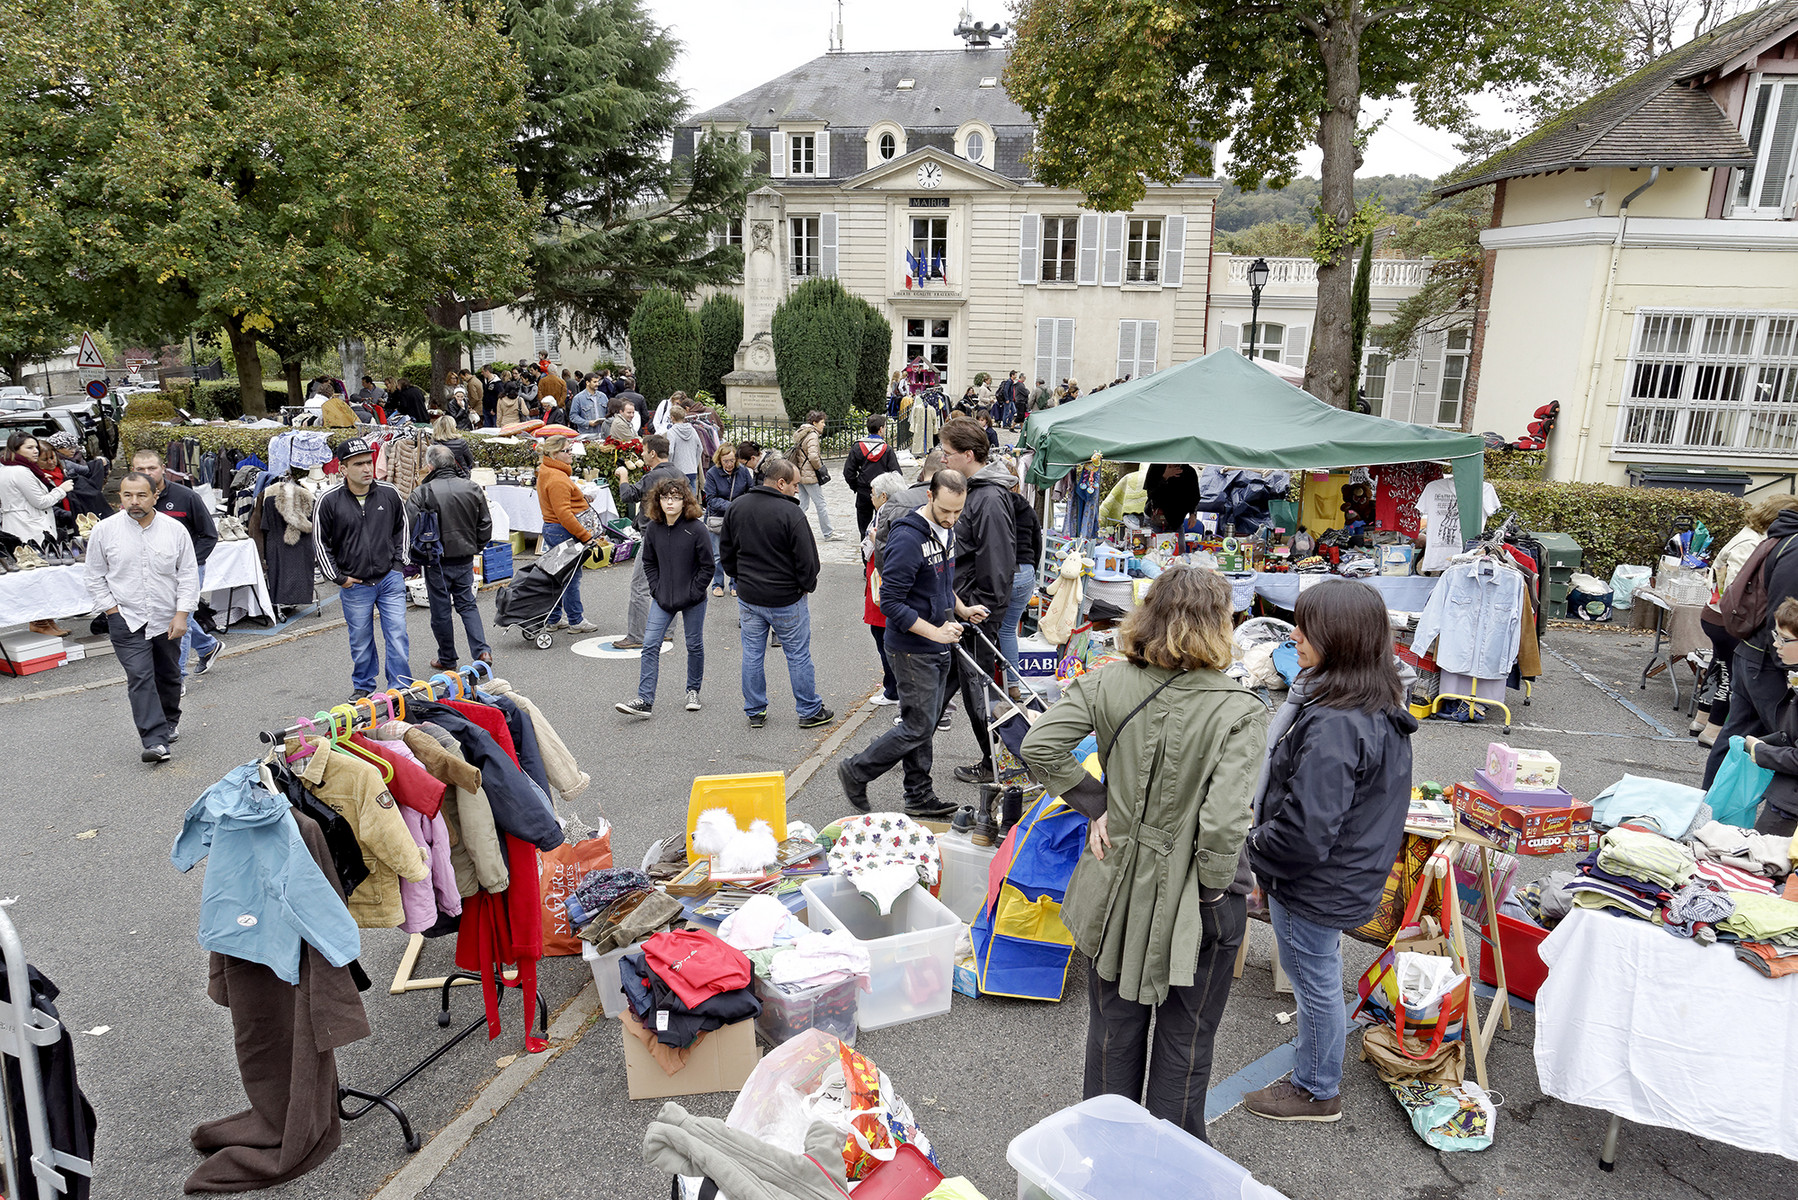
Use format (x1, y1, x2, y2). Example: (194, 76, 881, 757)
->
(569, 635, 672, 659)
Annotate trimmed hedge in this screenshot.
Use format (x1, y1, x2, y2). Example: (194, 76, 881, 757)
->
(160, 379, 288, 420)
(854, 302, 892, 413)
(698, 294, 744, 404)
(771, 277, 863, 424)
(1491, 479, 1746, 582)
(629, 288, 701, 403)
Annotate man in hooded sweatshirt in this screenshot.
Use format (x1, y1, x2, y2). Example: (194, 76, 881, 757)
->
(665, 406, 706, 488)
(935, 417, 1015, 806)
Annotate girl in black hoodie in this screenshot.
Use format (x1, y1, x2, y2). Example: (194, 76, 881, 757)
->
(616, 477, 714, 719)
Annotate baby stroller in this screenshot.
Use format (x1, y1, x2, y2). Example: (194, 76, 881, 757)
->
(951, 624, 1051, 845)
(493, 534, 589, 649)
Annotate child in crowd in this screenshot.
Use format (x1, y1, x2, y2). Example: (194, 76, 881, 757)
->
(1743, 597, 1798, 837)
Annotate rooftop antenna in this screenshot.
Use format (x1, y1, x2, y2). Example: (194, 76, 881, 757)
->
(829, 0, 844, 51)
(954, 7, 1010, 48)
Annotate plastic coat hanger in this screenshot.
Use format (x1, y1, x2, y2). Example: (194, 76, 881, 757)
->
(431, 672, 462, 701)
(384, 689, 406, 722)
(285, 716, 321, 764)
(465, 660, 493, 684)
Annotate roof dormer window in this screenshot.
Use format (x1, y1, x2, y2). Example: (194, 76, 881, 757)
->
(879, 132, 897, 160)
(955, 121, 994, 169)
(980, 77, 997, 88)
(867, 121, 907, 165)
(897, 79, 915, 90)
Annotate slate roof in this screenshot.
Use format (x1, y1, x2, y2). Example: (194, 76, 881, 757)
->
(1439, 0, 1798, 196)
(691, 49, 1028, 129)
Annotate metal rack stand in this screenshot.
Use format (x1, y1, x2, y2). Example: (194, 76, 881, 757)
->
(0, 899, 94, 1199)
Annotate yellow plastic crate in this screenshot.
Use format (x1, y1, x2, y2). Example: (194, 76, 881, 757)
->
(685, 772, 787, 860)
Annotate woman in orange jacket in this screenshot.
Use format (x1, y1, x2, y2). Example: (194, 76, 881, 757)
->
(535, 436, 597, 632)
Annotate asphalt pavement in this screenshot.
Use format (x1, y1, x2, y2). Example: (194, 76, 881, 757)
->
(3, 520, 1788, 1200)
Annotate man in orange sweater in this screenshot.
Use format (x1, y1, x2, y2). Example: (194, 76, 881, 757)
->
(535, 436, 596, 633)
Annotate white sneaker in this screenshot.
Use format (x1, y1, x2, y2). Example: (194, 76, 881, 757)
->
(686, 690, 702, 712)
(870, 692, 899, 707)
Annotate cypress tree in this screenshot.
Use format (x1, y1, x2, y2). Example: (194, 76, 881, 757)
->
(1349, 234, 1374, 391)
(697, 293, 744, 403)
(628, 287, 700, 403)
(770, 277, 863, 423)
(853, 298, 893, 413)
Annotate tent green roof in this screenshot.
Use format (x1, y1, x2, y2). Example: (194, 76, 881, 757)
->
(1020, 349, 1490, 541)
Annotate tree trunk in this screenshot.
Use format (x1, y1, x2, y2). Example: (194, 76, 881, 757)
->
(4, 353, 26, 391)
(1304, 13, 1364, 411)
(424, 293, 466, 405)
(339, 338, 366, 395)
(283, 358, 303, 407)
(224, 316, 267, 417)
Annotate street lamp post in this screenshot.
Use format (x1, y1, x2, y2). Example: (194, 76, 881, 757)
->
(1246, 257, 1270, 363)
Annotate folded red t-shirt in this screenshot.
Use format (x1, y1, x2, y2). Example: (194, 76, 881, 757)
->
(642, 928, 752, 1010)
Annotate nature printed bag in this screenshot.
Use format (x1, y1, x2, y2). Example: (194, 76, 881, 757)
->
(1353, 853, 1472, 1061)
(538, 820, 613, 956)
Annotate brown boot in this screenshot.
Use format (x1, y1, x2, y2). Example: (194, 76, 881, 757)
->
(28, 619, 69, 637)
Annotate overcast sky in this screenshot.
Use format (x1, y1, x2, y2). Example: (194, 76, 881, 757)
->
(644, 0, 1522, 182)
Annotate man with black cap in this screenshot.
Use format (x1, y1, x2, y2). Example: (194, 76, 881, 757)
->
(314, 436, 413, 699)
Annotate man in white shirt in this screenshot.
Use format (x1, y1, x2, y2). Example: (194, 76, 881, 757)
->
(85, 471, 200, 762)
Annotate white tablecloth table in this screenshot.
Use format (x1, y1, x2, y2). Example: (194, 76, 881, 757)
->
(1535, 905, 1798, 1163)
(487, 482, 618, 537)
(203, 538, 274, 624)
(0, 565, 95, 625)
(1226, 572, 1439, 613)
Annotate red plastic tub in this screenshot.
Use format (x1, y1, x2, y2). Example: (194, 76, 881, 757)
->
(1477, 912, 1551, 1001)
(850, 1143, 944, 1200)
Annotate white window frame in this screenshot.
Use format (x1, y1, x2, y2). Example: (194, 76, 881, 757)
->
(1242, 322, 1284, 362)
(1124, 218, 1163, 284)
(954, 121, 994, 169)
(790, 216, 821, 277)
(867, 121, 906, 164)
(911, 216, 949, 283)
(1437, 328, 1472, 427)
(1041, 216, 1079, 283)
(1361, 349, 1390, 416)
(789, 132, 817, 177)
(1731, 75, 1798, 219)
(904, 316, 951, 375)
(1615, 307, 1798, 455)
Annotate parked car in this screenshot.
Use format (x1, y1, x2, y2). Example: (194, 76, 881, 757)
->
(0, 386, 46, 413)
(46, 398, 120, 459)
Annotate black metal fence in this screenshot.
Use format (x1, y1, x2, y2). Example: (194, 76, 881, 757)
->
(716, 414, 865, 458)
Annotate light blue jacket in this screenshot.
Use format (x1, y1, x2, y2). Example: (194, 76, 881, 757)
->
(172, 762, 361, 984)
(1413, 556, 1525, 679)
(568, 388, 602, 432)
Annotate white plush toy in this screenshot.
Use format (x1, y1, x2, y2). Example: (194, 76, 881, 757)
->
(692, 808, 781, 876)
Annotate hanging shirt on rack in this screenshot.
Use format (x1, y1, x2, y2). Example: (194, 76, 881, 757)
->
(376, 720, 511, 897)
(1413, 556, 1525, 679)
(1415, 476, 1501, 573)
(348, 733, 445, 819)
(455, 833, 543, 1042)
(291, 739, 430, 929)
(398, 807, 463, 935)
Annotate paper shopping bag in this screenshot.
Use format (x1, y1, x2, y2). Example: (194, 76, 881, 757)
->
(539, 822, 613, 956)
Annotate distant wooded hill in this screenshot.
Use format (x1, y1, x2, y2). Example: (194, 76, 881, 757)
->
(1214, 175, 1437, 232)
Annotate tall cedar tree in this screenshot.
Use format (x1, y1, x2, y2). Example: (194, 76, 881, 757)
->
(502, 0, 754, 352)
(697, 293, 745, 403)
(771, 278, 864, 424)
(853, 299, 894, 413)
(628, 288, 701, 403)
(1006, 0, 1623, 409)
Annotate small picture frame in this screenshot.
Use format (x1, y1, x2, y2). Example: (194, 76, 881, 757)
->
(664, 858, 715, 897)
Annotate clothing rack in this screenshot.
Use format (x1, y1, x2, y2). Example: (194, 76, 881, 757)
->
(261, 661, 549, 1154)
(0, 899, 93, 1198)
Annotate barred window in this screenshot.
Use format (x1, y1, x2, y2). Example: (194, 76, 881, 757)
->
(1617, 310, 1798, 453)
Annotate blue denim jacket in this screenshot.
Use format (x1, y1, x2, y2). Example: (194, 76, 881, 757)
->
(172, 762, 361, 984)
(1413, 556, 1525, 679)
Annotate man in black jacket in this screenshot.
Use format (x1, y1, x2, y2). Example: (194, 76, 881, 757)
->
(408, 444, 494, 671)
(1706, 506, 1798, 784)
(720, 458, 833, 730)
(314, 437, 412, 699)
(131, 448, 223, 680)
(843, 414, 902, 539)
(388, 378, 430, 424)
(613, 434, 686, 650)
(936, 417, 1015, 788)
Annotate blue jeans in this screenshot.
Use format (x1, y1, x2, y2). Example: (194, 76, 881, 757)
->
(797, 483, 833, 538)
(998, 564, 1036, 679)
(709, 527, 727, 590)
(540, 524, 584, 624)
(738, 598, 822, 717)
(424, 557, 490, 665)
(340, 568, 412, 694)
(640, 598, 705, 704)
(181, 562, 221, 677)
(1268, 895, 1348, 1101)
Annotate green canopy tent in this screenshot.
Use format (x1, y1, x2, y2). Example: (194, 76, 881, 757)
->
(1020, 349, 1490, 543)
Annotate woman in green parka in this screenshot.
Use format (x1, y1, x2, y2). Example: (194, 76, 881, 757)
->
(1019, 565, 1267, 1141)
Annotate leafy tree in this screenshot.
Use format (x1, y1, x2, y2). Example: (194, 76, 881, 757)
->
(86, 0, 533, 414)
(770, 278, 864, 424)
(1349, 235, 1374, 390)
(1216, 220, 1317, 258)
(502, 0, 755, 350)
(1006, 0, 1623, 409)
(853, 299, 893, 414)
(697, 293, 744, 403)
(628, 288, 701, 403)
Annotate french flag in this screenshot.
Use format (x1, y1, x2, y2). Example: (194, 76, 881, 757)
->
(903, 249, 921, 289)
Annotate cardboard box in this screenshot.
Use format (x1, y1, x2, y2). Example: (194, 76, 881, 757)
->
(1484, 743, 1562, 792)
(1451, 782, 1594, 856)
(1472, 767, 1576, 809)
(620, 1015, 759, 1100)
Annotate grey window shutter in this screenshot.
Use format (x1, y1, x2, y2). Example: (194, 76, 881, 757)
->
(1388, 359, 1418, 423)
(770, 131, 786, 178)
(820, 213, 838, 278)
(1035, 318, 1055, 386)
(1161, 215, 1186, 287)
(738, 128, 751, 155)
(1137, 321, 1159, 375)
(1116, 320, 1138, 379)
(816, 130, 830, 178)
(1077, 214, 1100, 285)
(1284, 323, 1309, 367)
(1055, 319, 1076, 382)
(1417, 333, 1445, 422)
(1220, 323, 1240, 353)
(1018, 214, 1041, 285)
(1101, 214, 1125, 286)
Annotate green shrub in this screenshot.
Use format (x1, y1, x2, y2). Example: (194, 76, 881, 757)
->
(629, 288, 702, 403)
(771, 277, 863, 424)
(853, 300, 892, 413)
(697, 294, 744, 404)
(1484, 448, 1547, 481)
(399, 360, 434, 388)
(1491, 479, 1747, 581)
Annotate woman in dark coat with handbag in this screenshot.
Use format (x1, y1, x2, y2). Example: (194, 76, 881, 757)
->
(703, 442, 753, 597)
(1243, 579, 1417, 1125)
(616, 477, 713, 719)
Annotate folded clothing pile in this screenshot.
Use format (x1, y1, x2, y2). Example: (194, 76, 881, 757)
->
(620, 928, 761, 1072)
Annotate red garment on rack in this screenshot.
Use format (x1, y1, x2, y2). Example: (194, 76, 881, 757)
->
(454, 833, 543, 1044)
(348, 733, 445, 818)
(1375, 462, 1444, 538)
(443, 699, 519, 765)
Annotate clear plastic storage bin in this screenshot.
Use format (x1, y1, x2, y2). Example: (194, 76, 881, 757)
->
(1007, 1094, 1289, 1200)
(800, 876, 958, 1030)
(580, 939, 646, 1020)
(752, 974, 859, 1047)
(936, 833, 998, 923)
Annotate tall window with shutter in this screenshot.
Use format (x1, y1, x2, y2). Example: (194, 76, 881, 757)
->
(1160, 215, 1186, 286)
(533, 319, 560, 361)
(1732, 77, 1798, 218)
(1100, 214, 1126, 285)
(790, 217, 820, 276)
(789, 132, 816, 176)
(1124, 219, 1161, 283)
(1036, 318, 1075, 388)
(1117, 320, 1159, 378)
(470, 310, 496, 368)
(1040, 217, 1078, 282)
(1018, 214, 1040, 285)
(1076, 214, 1101, 285)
